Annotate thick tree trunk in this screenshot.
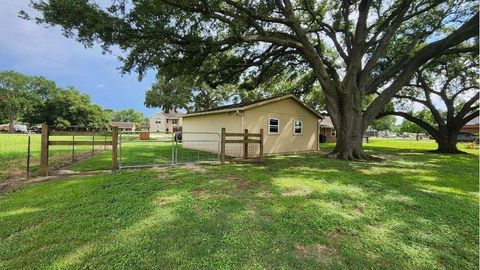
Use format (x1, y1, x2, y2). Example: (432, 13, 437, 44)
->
(327, 103, 370, 160)
(7, 113, 15, 133)
(435, 134, 462, 154)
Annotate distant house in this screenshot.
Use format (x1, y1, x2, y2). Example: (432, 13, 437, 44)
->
(148, 111, 184, 133)
(110, 121, 136, 132)
(461, 116, 479, 135)
(318, 116, 336, 143)
(182, 94, 322, 156)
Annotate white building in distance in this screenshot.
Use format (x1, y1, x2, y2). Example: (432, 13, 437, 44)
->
(148, 111, 184, 133)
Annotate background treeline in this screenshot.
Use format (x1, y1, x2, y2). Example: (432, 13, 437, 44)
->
(0, 71, 145, 131)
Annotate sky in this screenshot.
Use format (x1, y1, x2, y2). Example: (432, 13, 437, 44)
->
(0, 0, 159, 117)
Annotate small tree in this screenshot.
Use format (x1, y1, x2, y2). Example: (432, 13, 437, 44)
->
(379, 54, 478, 153)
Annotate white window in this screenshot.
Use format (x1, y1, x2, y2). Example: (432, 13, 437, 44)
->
(155, 118, 162, 124)
(268, 118, 279, 134)
(172, 119, 178, 124)
(331, 128, 336, 136)
(293, 120, 302, 135)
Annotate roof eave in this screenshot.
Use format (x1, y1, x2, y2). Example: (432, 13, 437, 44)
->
(184, 94, 323, 119)
(183, 108, 243, 117)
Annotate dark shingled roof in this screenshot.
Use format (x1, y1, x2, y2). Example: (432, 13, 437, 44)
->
(193, 95, 287, 114)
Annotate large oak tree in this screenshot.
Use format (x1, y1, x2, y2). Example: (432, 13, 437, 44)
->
(24, 0, 478, 159)
(379, 53, 479, 153)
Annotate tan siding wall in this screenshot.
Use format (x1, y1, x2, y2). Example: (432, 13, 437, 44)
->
(182, 112, 243, 156)
(243, 98, 319, 155)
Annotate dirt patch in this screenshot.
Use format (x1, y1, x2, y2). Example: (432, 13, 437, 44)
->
(294, 243, 341, 264)
(282, 187, 312, 197)
(294, 244, 309, 258)
(353, 203, 365, 214)
(191, 188, 214, 199)
(155, 195, 179, 206)
(235, 179, 251, 191)
(182, 163, 208, 173)
(324, 229, 346, 240)
(221, 175, 252, 191)
(256, 191, 273, 198)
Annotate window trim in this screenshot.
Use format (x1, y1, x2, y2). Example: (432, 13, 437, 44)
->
(331, 128, 336, 137)
(268, 117, 280, 134)
(293, 119, 302, 135)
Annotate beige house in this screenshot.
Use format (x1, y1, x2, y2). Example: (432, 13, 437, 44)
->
(148, 111, 184, 133)
(182, 94, 322, 157)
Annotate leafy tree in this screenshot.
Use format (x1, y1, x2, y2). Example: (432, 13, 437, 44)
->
(398, 118, 424, 136)
(0, 71, 55, 132)
(379, 53, 478, 153)
(24, 87, 110, 129)
(24, 0, 479, 159)
(111, 108, 145, 123)
(145, 75, 237, 113)
(371, 115, 396, 132)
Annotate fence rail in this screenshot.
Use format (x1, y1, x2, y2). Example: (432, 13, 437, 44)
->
(220, 128, 264, 164)
(39, 124, 117, 176)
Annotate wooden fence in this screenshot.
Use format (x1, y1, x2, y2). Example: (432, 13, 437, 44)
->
(39, 124, 118, 176)
(220, 128, 264, 164)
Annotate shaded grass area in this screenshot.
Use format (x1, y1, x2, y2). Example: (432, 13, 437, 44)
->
(0, 148, 478, 269)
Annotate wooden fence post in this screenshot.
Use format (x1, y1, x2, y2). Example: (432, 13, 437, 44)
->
(243, 128, 248, 159)
(112, 127, 118, 171)
(220, 128, 226, 165)
(259, 129, 264, 161)
(40, 124, 49, 176)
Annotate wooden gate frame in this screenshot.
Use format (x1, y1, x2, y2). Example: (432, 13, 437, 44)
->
(40, 124, 118, 176)
(220, 128, 263, 164)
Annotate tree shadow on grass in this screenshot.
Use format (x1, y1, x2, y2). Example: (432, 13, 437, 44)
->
(0, 149, 478, 269)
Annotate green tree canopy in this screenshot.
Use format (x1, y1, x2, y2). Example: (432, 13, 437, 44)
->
(24, 0, 479, 159)
(111, 108, 145, 123)
(0, 70, 56, 132)
(24, 87, 110, 130)
(399, 119, 425, 134)
(371, 115, 397, 132)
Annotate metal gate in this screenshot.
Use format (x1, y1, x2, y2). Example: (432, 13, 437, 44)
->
(118, 131, 220, 169)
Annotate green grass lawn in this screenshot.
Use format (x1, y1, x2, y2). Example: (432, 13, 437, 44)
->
(68, 140, 219, 171)
(0, 141, 478, 269)
(0, 134, 112, 181)
(363, 137, 479, 154)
